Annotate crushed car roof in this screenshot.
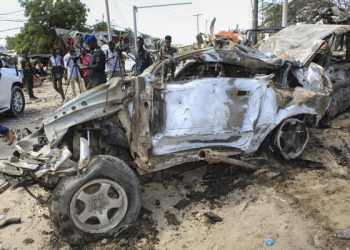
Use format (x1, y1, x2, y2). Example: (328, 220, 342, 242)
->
(257, 24, 350, 66)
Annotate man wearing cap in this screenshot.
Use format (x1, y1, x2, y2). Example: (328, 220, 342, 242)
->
(135, 37, 153, 76)
(83, 35, 106, 89)
(105, 41, 121, 80)
(20, 50, 38, 100)
(49, 48, 65, 102)
(159, 35, 177, 60)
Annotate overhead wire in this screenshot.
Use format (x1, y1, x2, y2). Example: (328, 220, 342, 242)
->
(0, 27, 22, 32)
(0, 10, 24, 15)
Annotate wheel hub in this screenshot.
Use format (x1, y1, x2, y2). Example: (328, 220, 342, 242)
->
(70, 179, 128, 234)
(276, 118, 309, 160)
(89, 193, 108, 212)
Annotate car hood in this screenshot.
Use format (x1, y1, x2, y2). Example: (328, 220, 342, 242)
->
(257, 24, 350, 66)
(43, 77, 134, 146)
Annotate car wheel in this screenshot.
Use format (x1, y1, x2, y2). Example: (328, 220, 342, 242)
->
(274, 118, 309, 160)
(49, 155, 141, 246)
(8, 86, 25, 117)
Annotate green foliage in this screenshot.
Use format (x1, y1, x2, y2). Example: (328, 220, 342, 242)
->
(6, 0, 89, 53)
(90, 21, 108, 32)
(259, 0, 350, 28)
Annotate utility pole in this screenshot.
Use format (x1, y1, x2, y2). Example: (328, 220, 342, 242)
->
(282, 0, 288, 27)
(251, 0, 258, 45)
(105, 0, 112, 41)
(133, 2, 192, 53)
(193, 13, 202, 34)
(205, 19, 208, 34)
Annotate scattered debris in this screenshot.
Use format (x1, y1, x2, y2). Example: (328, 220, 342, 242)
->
(0, 218, 21, 229)
(203, 212, 223, 224)
(334, 230, 350, 240)
(264, 238, 275, 246)
(0, 180, 10, 194)
(173, 199, 191, 210)
(238, 197, 257, 212)
(164, 212, 180, 226)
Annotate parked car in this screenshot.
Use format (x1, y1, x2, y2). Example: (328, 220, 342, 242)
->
(1, 24, 348, 246)
(0, 55, 25, 116)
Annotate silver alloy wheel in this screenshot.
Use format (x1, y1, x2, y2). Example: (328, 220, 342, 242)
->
(12, 90, 23, 113)
(275, 118, 309, 160)
(70, 179, 128, 234)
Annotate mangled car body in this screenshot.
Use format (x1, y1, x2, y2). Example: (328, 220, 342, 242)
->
(1, 24, 348, 245)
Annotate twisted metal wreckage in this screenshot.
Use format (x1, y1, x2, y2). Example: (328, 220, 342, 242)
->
(0, 24, 349, 245)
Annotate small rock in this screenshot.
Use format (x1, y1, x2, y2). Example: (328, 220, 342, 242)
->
(23, 238, 34, 245)
(2, 208, 9, 214)
(138, 238, 147, 246)
(164, 212, 180, 226)
(154, 199, 160, 206)
(101, 238, 108, 244)
(41, 214, 50, 219)
(173, 199, 191, 210)
(204, 212, 223, 224)
(42, 230, 52, 235)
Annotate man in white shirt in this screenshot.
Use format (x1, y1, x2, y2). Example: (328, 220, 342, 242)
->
(63, 47, 85, 97)
(105, 41, 121, 80)
(49, 49, 65, 102)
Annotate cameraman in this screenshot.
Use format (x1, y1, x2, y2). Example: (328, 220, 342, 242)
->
(49, 48, 65, 102)
(63, 47, 85, 97)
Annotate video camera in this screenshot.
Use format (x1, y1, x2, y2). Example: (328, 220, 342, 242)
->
(69, 52, 80, 64)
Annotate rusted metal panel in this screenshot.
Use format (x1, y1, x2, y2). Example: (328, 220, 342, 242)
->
(257, 25, 350, 66)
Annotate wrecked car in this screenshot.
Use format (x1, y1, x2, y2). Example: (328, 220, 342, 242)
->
(0, 24, 343, 246)
(257, 24, 350, 118)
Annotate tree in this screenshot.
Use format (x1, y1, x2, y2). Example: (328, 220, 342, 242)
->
(6, 0, 89, 53)
(90, 21, 108, 32)
(259, 0, 350, 28)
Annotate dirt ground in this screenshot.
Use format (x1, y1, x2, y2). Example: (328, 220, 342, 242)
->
(1, 81, 350, 250)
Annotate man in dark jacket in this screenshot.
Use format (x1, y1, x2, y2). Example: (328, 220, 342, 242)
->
(135, 37, 153, 76)
(84, 35, 106, 89)
(20, 50, 38, 100)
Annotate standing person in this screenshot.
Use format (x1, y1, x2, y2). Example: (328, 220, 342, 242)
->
(49, 49, 65, 102)
(20, 50, 38, 100)
(83, 35, 106, 90)
(135, 37, 153, 76)
(0, 125, 15, 145)
(80, 48, 91, 88)
(105, 41, 121, 80)
(159, 35, 178, 60)
(63, 47, 85, 97)
(159, 35, 178, 79)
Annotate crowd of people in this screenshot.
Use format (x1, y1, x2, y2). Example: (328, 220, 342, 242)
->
(19, 34, 178, 103)
(1, 34, 178, 145)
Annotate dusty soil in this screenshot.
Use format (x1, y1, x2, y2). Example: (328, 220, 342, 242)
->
(1, 81, 350, 250)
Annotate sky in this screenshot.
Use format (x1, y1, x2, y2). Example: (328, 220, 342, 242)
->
(0, 0, 253, 47)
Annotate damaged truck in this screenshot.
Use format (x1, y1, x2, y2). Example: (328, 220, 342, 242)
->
(1, 24, 349, 245)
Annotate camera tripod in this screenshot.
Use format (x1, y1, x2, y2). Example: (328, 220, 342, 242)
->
(64, 58, 83, 97)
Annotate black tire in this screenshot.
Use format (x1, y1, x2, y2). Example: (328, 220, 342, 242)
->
(49, 155, 141, 246)
(274, 118, 309, 160)
(7, 86, 25, 117)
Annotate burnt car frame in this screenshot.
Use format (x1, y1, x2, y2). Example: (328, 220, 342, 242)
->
(1, 24, 348, 245)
